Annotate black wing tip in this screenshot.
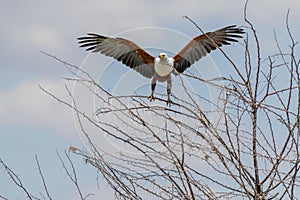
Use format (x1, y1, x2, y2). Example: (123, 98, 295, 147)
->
(77, 33, 108, 41)
(77, 33, 109, 51)
(77, 39, 95, 50)
(224, 25, 245, 34)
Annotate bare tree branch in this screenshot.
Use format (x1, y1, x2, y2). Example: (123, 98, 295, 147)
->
(35, 155, 52, 200)
(0, 159, 35, 200)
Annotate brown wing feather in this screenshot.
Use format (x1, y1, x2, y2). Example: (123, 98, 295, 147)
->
(173, 25, 244, 73)
(78, 33, 155, 78)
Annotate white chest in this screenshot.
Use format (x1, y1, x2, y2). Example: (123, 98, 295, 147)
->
(154, 57, 174, 77)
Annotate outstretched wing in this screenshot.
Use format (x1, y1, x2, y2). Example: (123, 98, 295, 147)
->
(78, 33, 155, 78)
(173, 25, 244, 73)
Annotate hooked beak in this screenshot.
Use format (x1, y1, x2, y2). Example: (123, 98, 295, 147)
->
(159, 54, 165, 59)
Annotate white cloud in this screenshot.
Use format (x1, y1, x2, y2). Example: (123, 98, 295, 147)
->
(26, 26, 62, 50)
(0, 80, 75, 136)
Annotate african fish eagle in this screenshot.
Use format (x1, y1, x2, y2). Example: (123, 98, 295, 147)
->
(78, 25, 244, 106)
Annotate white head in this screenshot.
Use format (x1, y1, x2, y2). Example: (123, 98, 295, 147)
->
(154, 52, 174, 76)
(158, 53, 168, 59)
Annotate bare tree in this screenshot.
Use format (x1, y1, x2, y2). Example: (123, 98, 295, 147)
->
(1, 3, 299, 200)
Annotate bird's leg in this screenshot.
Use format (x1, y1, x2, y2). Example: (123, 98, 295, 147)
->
(166, 76, 172, 107)
(148, 77, 156, 102)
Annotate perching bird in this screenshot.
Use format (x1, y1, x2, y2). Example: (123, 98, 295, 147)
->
(78, 25, 244, 106)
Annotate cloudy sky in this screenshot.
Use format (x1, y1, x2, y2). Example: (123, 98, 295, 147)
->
(0, 0, 299, 199)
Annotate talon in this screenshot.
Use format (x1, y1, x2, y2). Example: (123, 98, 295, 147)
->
(148, 94, 155, 102)
(166, 98, 172, 107)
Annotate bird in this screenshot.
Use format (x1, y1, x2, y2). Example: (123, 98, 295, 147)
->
(78, 25, 244, 106)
